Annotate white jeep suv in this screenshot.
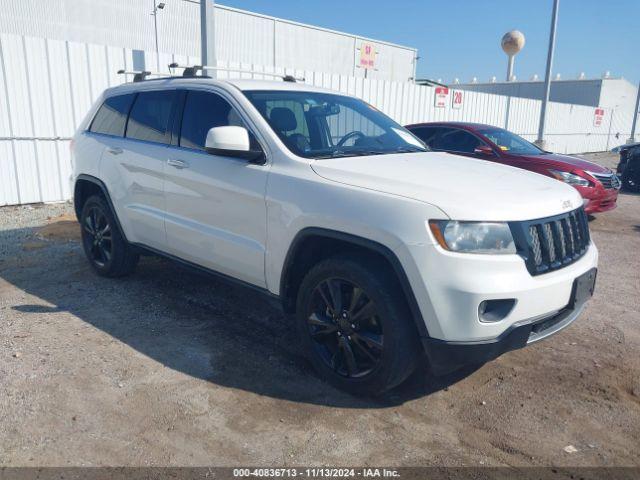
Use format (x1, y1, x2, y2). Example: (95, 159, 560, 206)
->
(71, 75, 598, 395)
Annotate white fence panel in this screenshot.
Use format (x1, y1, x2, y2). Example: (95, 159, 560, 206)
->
(48, 39, 78, 137)
(0, 34, 137, 206)
(0, 141, 19, 205)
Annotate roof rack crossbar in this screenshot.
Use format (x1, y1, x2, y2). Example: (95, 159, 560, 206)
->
(117, 69, 169, 82)
(168, 63, 304, 82)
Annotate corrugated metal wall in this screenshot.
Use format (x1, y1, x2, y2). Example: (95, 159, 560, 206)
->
(455, 78, 638, 112)
(0, 0, 417, 82)
(0, 32, 635, 206)
(456, 80, 605, 107)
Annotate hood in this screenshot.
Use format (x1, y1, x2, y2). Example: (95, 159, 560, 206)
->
(532, 152, 610, 174)
(311, 152, 583, 221)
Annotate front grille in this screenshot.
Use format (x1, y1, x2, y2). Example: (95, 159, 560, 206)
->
(510, 208, 590, 276)
(590, 172, 621, 190)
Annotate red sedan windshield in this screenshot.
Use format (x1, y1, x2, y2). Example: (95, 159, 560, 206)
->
(477, 127, 545, 155)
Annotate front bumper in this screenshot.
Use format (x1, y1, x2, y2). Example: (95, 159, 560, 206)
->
(423, 302, 585, 375)
(577, 185, 619, 214)
(398, 241, 598, 342)
(396, 235, 598, 374)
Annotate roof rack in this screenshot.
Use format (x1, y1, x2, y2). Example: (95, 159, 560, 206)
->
(168, 63, 304, 82)
(116, 69, 169, 82)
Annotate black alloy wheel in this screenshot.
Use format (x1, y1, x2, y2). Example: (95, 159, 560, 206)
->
(307, 278, 383, 378)
(83, 206, 113, 268)
(296, 255, 420, 396)
(80, 194, 139, 277)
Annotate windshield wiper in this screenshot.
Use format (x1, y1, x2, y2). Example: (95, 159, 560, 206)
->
(313, 146, 428, 159)
(348, 150, 388, 156)
(314, 150, 387, 159)
(394, 147, 427, 154)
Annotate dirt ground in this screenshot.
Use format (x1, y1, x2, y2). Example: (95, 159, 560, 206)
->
(0, 153, 638, 469)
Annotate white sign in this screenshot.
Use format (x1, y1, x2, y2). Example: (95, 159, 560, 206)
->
(359, 42, 376, 70)
(594, 108, 604, 127)
(434, 86, 449, 108)
(451, 90, 463, 109)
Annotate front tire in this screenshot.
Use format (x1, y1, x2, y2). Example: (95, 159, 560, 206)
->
(296, 255, 420, 396)
(80, 195, 139, 277)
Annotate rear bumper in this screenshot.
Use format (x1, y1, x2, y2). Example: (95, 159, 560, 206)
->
(423, 303, 585, 375)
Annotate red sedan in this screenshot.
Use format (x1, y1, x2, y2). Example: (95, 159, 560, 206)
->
(405, 122, 620, 214)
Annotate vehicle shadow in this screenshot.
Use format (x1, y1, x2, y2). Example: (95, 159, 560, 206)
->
(0, 224, 479, 408)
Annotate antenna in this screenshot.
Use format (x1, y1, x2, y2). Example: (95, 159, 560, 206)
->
(168, 63, 304, 82)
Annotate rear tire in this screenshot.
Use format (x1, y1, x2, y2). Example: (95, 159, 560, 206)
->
(296, 254, 420, 396)
(80, 195, 139, 277)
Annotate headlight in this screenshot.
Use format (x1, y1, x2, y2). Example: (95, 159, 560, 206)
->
(548, 169, 590, 187)
(429, 220, 516, 254)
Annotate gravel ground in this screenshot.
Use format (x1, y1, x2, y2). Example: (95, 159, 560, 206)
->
(0, 203, 72, 259)
(0, 153, 638, 471)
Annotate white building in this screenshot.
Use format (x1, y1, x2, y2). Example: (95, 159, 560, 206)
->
(454, 77, 638, 110)
(0, 0, 418, 81)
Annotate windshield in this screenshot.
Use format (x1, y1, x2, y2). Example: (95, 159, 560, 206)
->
(243, 90, 427, 159)
(476, 127, 544, 155)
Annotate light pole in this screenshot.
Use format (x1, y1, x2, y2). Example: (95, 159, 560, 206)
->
(628, 83, 640, 143)
(501, 30, 525, 82)
(535, 0, 560, 149)
(151, 1, 165, 72)
(606, 107, 617, 151)
(201, 0, 216, 77)
(606, 99, 626, 150)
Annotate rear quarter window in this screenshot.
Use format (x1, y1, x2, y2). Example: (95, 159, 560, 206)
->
(89, 94, 135, 137)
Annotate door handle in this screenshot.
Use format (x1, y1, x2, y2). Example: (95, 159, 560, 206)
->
(107, 147, 123, 155)
(167, 158, 188, 169)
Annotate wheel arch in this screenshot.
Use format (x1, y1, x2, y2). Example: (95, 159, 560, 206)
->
(74, 174, 128, 242)
(279, 227, 429, 339)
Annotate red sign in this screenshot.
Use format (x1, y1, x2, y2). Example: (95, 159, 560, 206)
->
(451, 90, 463, 109)
(359, 42, 376, 69)
(434, 86, 449, 108)
(594, 108, 605, 127)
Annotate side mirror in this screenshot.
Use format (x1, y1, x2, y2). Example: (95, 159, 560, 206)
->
(474, 145, 495, 156)
(205, 126, 265, 163)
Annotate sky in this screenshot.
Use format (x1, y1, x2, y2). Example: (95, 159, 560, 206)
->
(219, 0, 640, 86)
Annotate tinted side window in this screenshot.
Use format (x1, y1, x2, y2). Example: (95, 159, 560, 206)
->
(434, 128, 482, 153)
(126, 90, 175, 144)
(410, 126, 442, 148)
(180, 90, 245, 150)
(89, 94, 135, 136)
